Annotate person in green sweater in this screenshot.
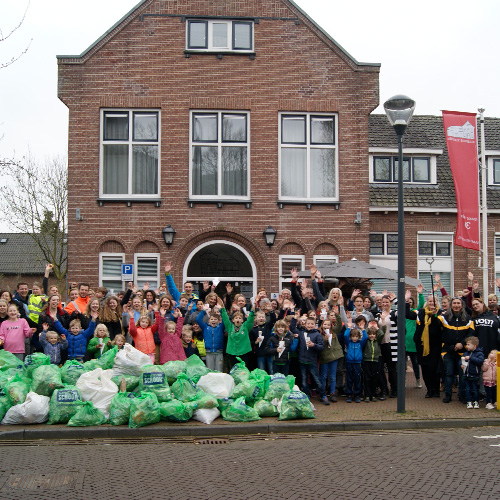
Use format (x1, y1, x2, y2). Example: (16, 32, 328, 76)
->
(219, 296, 256, 370)
(319, 313, 344, 402)
(405, 284, 425, 388)
(87, 323, 111, 359)
(362, 320, 386, 401)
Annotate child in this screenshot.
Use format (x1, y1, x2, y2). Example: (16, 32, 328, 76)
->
(344, 323, 368, 403)
(53, 312, 98, 362)
(177, 294, 190, 317)
(112, 334, 126, 350)
(181, 325, 199, 357)
(129, 312, 160, 364)
(87, 324, 111, 359)
(266, 319, 297, 376)
(461, 336, 485, 409)
(482, 350, 497, 409)
(196, 307, 223, 371)
(249, 310, 276, 374)
(158, 308, 185, 363)
(318, 316, 344, 402)
(0, 304, 33, 360)
(362, 321, 385, 402)
(40, 323, 68, 365)
(28, 281, 48, 324)
(191, 322, 206, 362)
(290, 310, 328, 405)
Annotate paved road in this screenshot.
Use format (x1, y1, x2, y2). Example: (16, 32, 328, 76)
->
(1, 427, 499, 500)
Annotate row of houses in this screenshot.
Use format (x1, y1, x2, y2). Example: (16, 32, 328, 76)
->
(45, 0, 500, 299)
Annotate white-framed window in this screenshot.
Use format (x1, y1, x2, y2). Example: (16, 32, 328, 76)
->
(486, 153, 500, 185)
(417, 232, 454, 297)
(189, 110, 250, 199)
(494, 235, 500, 297)
(100, 109, 160, 198)
(134, 254, 160, 289)
(369, 148, 440, 185)
(279, 255, 305, 292)
(279, 113, 338, 201)
(313, 255, 339, 268)
(186, 19, 253, 52)
(369, 233, 398, 256)
(99, 253, 125, 293)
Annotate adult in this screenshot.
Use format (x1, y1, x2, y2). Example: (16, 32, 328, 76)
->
(99, 295, 124, 341)
(64, 282, 91, 315)
(470, 298, 500, 360)
(377, 294, 398, 398)
(12, 282, 30, 318)
(164, 261, 199, 308)
(437, 297, 475, 403)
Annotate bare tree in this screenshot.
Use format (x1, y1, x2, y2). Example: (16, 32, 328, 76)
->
(0, 154, 67, 290)
(1, 1, 32, 69)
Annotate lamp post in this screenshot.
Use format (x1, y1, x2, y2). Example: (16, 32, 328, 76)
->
(383, 95, 416, 413)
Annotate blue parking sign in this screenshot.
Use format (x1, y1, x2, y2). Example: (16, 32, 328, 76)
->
(122, 264, 133, 280)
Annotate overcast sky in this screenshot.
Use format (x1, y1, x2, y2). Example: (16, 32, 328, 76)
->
(1, 0, 499, 161)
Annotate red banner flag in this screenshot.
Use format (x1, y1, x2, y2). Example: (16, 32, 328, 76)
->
(442, 111, 480, 251)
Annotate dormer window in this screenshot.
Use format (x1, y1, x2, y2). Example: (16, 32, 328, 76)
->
(187, 20, 253, 52)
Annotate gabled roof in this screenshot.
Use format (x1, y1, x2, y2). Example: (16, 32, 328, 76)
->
(0, 234, 66, 275)
(56, 0, 380, 71)
(369, 114, 500, 210)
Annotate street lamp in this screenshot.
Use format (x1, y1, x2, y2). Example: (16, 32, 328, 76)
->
(162, 225, 176, 247)
(383, 94, 415, 414)
(263, 225, 277, 248)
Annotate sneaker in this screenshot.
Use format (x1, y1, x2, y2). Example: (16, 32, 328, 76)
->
(473, 401, 480, 409)
(379, 394, 386, 401)
(442, 395, 452, 403)
(346, 396, 352, 403)
(364, 397, 370, 403)
(370, 397, 375, 402)
(389, 392, 397, 398)
(486, 403, 495, 410)
(354, 396, 361, 403)
(329, 393, 337, 403)
(416, 379, 422, 388)
(425, 392, 432, 398)
(321, 396, 330, 406)
(495, 402, 497, 408)
(466, 402, 473, 409)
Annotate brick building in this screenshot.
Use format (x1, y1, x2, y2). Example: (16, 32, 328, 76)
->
(57, 0, 500, 298)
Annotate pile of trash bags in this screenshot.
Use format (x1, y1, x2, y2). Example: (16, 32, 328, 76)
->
(0, 348, 315, 427)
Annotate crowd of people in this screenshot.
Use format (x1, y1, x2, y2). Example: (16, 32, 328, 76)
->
(0, 263, 498, 410)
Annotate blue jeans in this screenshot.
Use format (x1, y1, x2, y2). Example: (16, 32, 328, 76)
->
(320, 360, 338, 395)
(257, 355, 274, 375)
(345, 362, 362, 396)
(464, 377, 479, 403)
(274, 362, 290, 376)
(443, 352, 464, 399)
(299, 363, 325, 399)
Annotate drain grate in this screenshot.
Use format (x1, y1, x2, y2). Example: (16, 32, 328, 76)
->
(194, 438, 229, 445)
(6, 472, 79, 490)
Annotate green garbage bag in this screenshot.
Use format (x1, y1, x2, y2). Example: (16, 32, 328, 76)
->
(185, 355, 209, 383)
(30, 365, 64, 397)
(83, 359, 99, 371)
(129, 392, 160, 428)
(230, 380, 262, 404)
(161, 360, 187, 384)
(0, 350, 23, 371)
(111, 374, 140, 392)
(61, 360, 88, 386)
(0, 392, 12, 421)
(24, 353, 50, 378)
(278, 390, 315, 420)
(5, 373, 30, 405)
(222, 397, 261, 422)
(159, 399, 194, 422)
(254, 399, 279, 417)
(193, 393, 218, 409)
(216, 398, 234, 413)
(139, 365, 172, 402)
(109, 392, 140, 426)
(95, 346, 118, 370)
(67, 401, 107, 426)
(47, 386, 82, 424)
(265, 373, 294, 401)
(229, 357, 250, 385)
(0, 367, 24, 388)
(171, 373, 203, 402)
(249, 368, 268, 384)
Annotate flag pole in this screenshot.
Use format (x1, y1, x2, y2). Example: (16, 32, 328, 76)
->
(479, 108, 488, 299)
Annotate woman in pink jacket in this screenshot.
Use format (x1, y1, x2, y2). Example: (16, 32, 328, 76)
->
(158, 307, 185, 363)
(0, 304, 32, 360)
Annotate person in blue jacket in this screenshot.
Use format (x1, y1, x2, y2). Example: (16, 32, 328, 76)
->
(164, 261, 199, 308)
(344, 322, 368, 403)
(52, 311, 98, 362)
(461, 336, 485, 409)
(196, 306, 224, 372)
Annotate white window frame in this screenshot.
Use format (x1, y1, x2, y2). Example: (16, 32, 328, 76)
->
(189, 110, 250, 201)
(99, 253, 125, 293)
(134, 253, 160, 289)
(417, 232, 454, 295)
(313, 255, 339, 267)
(186, 19, 254, 52)
(369, 233, 399, 257)
(99, 109, 161, 199)
(369, 148, 441, 185)
(495, 234, 500, 297)
(486, 152, 500, 185)
(279, 255, 305, 292)
(278, 112, 339, 202)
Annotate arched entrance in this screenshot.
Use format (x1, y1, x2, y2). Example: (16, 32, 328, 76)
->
(183, 240, 257, 299)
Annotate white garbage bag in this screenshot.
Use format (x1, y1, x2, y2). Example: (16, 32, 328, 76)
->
(197, 372, 235, 399)
(2, 392, 50, 425)
(192, 408, 221, 425)
(112, 343, 151, 377)
(76, 368, 118, 419)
